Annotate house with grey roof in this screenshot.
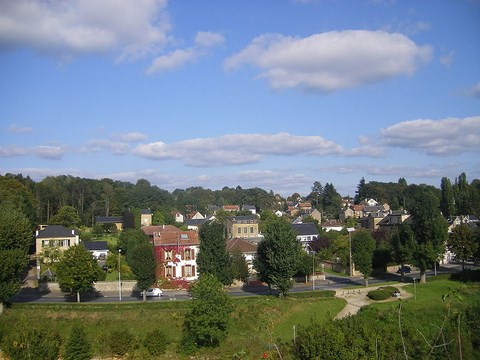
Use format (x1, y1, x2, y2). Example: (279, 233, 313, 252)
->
(291, 223, 319, 250)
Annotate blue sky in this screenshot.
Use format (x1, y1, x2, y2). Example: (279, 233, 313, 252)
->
(1, 0, 479, 197)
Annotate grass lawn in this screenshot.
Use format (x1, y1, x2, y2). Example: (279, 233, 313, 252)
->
(1, 279, 478, 359)
(323, 267, 349, 277)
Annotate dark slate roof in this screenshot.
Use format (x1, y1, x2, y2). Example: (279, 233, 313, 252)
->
(228, 215, 258, 221)
(36, 225, 77, 238)
(291, 223, 319, 236)
(185, 218, 208, 226)
(82, 241, 108, 251)
(141, 209, 152, 214)
(95, 216, 123, 223)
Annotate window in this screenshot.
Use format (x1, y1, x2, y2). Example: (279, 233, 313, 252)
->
(184, 248, 192, 260)
(165, 250, 173, 261)
(184, 265, 192, 277)
(165, 266, 174, 278)
(244, 227, 247, 234)
(237, 227, 241, 234)
(250, 227, 254, 234)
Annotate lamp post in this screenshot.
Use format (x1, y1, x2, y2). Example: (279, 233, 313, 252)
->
(118, 249, 122, 302)
(413, 277, 416, 300)
(312, 250, 316, 291)
(347, 227, 355, 276)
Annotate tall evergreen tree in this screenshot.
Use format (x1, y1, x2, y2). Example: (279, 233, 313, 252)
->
(197, 220, 232, 285)
(440, 177, 455, 218)
(354, 177, 367, 204)
(254, 217, 302, 296)
(64, 324, 92, 360)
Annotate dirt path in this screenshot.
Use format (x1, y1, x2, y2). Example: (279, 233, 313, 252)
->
(334, 283, 411, 320)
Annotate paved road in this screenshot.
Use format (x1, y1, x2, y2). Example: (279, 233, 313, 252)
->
(9, 264, 468, 304)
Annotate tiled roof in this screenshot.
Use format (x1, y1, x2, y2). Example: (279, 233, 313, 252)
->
(36, 225, 78, 238)
(227, 238, 257, 254)
(154, 230, 199, 246)
(141, 225, 179, 236)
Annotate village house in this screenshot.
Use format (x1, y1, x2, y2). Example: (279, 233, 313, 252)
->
(226, 237, 258, 273)
(94, 216, 123, 231)
(226, 215, 259, 239)
(150, 226, 200, 281)
(291, 223, 319, 250)
(140, 209, 152, 226)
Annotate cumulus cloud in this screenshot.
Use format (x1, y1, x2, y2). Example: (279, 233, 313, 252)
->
(381, 116, 480, 155)
(133, 132, 345, 166)
(85, 139, 131, 155)
(0, 0, 170, 61)
(224, 30, 432, 92)
(145, 31, 224, 74)
(7, 124, 33, 134)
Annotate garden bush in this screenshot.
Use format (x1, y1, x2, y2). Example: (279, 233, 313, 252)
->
(451, 269, 480, 283)
(64, 324, 92, 360)
(143, 329, 169, 356)
(2, 327, 61, 360)
(109, 328, 136, 356)
(367, 286, 399, 301)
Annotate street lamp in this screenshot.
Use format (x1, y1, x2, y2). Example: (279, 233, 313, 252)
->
(312, 250, 316, 291)
(118, 249, 122, 302)
(347, 227, 355, 276)
(413, 277, 416, 300)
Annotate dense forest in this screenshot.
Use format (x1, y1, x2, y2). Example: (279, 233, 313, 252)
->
(1, 172, 479, 229)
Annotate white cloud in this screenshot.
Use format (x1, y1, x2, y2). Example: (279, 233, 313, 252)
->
(133, 132, 345, 166)
(7, 124, 32, 134)
(0, 0, 170, 61)
(224, 30, 432, 92)
(468, 82, 480, 99)
(145, 31, 224, 74)
(85, 139, 131, 155)
(0, 145, 64, 159)
(440, 49, 455, 66)
(381, 116, 480, 155)
(111, 132, 147, 142)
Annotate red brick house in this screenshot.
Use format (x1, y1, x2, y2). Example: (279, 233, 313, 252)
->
(151, 226, 200, 281)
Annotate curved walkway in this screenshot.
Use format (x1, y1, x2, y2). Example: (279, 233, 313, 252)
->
(334, 283, 411, 320)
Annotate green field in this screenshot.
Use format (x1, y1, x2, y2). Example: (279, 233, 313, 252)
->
(0, 279, 478, 359)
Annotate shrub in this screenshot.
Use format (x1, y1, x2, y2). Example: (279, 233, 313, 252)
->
(109, 329, 136, 356)
(64, 324, 92, 360)
(143, 329, 169, 356)
(451, 269, 480, 283)
(367, 286, 399, 301)
(289, 290, 336, 298)
(2, 327, 61, 360)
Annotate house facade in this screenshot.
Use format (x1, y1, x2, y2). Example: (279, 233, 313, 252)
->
(226, 215, 259, 239)
(35, 225, 80, 278)
(141, 209, 152, 226)
(291, 223, 319, 250)
(152, 227, 200, 281)
(226, 238, 258, 273)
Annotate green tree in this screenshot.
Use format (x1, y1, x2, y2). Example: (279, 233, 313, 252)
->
(440, 177, 455, 218)
(389, 224, 415, 282)
(0, 209, 32, 313)
(322, 182, 342, 218)
(182, 274, 233, 349)
(408, 186, 448, 283)
(128, 241, 156, 301)
(56, 245, 100, 302)
(117, 228, 149, 256)
(254, 217, 302, 296)
(354, 177, 367, 204)
(64, 324, 92, 360)
(229, 247, 250, 282)
(197, 220, 232, 285)
(448, 224, 477, 271)
(351, 229, 376, 286)
(49, 205, 82, 228)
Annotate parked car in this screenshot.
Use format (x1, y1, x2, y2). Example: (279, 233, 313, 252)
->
(145, 288, 163, 297)
(396, 266, 411, 274)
